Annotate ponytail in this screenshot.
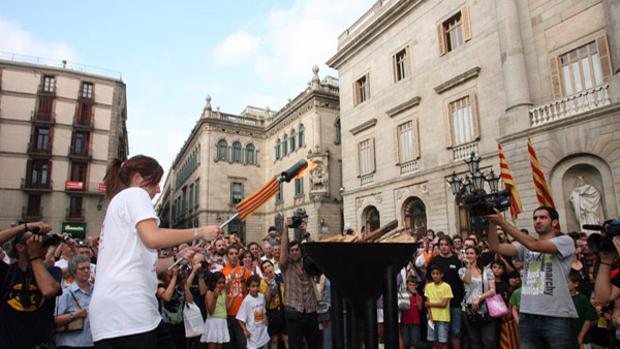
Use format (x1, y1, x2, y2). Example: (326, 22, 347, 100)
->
(103, 155, 163, 199)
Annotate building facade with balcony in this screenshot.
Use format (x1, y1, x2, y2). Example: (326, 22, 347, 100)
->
(328, 0, 620, 235)
(0, 57, 128, 237)
(156, 67, 342, 243)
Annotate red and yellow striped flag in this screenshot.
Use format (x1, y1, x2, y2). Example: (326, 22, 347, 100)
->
(498, 143, 523, 221)
(236, 177, 280, 220)
(528, 137, 555, 208)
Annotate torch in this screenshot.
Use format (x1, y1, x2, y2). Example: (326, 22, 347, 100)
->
(168, 159, 313, 269)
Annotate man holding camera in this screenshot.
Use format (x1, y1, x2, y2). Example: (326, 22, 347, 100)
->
(487, 206, 578, 349)
(0, 223, 62, 348)
(279, 213, 319, 349)
(594, 234, 620, 305)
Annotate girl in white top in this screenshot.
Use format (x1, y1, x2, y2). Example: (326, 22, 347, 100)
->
(89, 155, 222, 348)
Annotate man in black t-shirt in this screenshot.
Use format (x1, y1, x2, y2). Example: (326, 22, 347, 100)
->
(0, 231, 62, 349)
(426, 236, 464, 349)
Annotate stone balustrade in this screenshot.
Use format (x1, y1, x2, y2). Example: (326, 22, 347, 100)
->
(530, 84, 610, 127)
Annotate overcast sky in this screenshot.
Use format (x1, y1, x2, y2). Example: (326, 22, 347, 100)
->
(0, 0, 375, 173)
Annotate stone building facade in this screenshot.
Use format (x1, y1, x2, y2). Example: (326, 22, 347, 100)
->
(327, 0, 620, 235)
(0, 58, 128, 237)
(157, 67, 342, 243)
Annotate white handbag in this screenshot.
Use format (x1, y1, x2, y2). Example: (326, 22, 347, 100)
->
(183, 302, 205, 338)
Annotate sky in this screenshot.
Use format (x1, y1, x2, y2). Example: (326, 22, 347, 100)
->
(0, 0, 375, 173)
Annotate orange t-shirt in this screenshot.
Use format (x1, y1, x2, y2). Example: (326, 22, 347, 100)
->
(222, 265, 250, 316)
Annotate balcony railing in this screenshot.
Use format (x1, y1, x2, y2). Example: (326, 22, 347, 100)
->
(400, 160, 419, 175)
(360, 173, 375, 186)
(74, 116, 94, 129)
(22, 205, 43, 220)
(27, 142, 52, 157)
(21, 178, 53, 191)
(31, 111, 56, 124)
(68, 146, 91, 159)
(530, 84, 611, 127)
(452, 141, 478, 161)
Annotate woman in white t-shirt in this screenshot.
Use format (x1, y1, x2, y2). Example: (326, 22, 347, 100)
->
(89, 155, 222, 349)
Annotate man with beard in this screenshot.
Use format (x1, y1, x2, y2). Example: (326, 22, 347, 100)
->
(279, 217, 319, 349)
(488, 206, 578, 349)
(210, 237, 228, 272)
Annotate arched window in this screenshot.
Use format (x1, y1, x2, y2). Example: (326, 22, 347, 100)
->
(299, 124, 305, 147)
(282, 134, 288, 156)
(363, 205, 381, 232)
(232, 142, 242, 163)
(217, 140, 228, 161)
(246, 144, 255, 165)
(290, 129, 297, 152)
(275, 139, 281, 160)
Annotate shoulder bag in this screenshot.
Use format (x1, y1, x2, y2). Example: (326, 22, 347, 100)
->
(56, 290, 85, 332)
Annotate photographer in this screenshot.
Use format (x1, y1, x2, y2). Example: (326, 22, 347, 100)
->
(593, 236, 620, 305)
(487, 206, 578, 349)
(279, 213, 319, 349)
(0, 228, 62, 348)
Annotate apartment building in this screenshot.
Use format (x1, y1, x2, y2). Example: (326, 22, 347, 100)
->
(0, 57, 128, 238)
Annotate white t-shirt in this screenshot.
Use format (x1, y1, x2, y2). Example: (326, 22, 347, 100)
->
(236, 293, 270, 349)
(89, 187, 161, 342)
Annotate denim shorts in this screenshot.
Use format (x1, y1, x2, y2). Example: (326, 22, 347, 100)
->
(450, 307, 462, 337)
(427, 321, 450, 343)
(400, 324, 422, 348)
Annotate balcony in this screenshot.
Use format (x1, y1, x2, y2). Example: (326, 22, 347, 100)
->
(400, 160, 419, 176)
(21, 178, 53, 192)
(22, 205, 43, 220)
(31, 111, 56, 125)
(360, 173, 375, 186)
(27, 142, 52, 158)
(68, 146, 91, 160)
(530, 84, 611, 127)
(452, 141, 479, 161)
(73, 116, 94, 130)
(65, 207, 85, 222)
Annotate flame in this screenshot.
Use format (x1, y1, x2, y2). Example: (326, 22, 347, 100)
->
(294, 160, 318, 179)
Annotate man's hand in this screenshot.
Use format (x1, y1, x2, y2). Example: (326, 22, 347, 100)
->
(486, 209, 506, 227)
(198, 225, 224, 242)
(27, 221, 52, 234)
(285, 217, 293, 229)
(26, 235, 46, 259)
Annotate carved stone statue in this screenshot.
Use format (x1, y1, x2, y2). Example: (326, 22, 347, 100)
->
(309, 159, 328, 192)
(569, 176, 604, 231)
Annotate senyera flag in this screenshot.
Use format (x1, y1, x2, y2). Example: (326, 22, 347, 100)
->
(498, 143, 523, 221)
(528, 136, 556, 208)
(236, 159, 316, 220)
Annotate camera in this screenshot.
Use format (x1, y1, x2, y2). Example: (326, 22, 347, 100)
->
(462, 190, 511, 217)
(585, 220, 620, 254)
(26, 226, 70, 247)
(289, 209, 308, 229)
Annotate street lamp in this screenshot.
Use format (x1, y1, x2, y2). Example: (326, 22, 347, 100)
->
(447, 152, 511, 237)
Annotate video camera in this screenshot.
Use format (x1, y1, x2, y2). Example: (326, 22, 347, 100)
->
(27, 226, 71, 247)
(462, 190, 511, 217)
(289, 209, 308, 229)
(584, 220, 620, 254)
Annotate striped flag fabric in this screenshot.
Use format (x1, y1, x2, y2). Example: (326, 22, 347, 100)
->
(528, 136, 556, 208)
(498, 143, 523, 221)
(235, 176, 280, 220)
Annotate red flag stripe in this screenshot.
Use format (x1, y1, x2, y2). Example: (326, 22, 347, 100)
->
(236, 182, 279, 216)
(238, 185, 280, 220)
(528, 137, 556, 208)
(498, 143, 523, 220)
(236, 177, 278, 212)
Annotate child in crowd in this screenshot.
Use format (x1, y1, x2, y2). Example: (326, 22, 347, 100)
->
(201, 272, 230, 349)
(424, 265, 453, 349)
(400, 277, 423, 349)
(568, 270, 598, 347)
(237, 275, 270, 349)
(508, 274, 522, 324)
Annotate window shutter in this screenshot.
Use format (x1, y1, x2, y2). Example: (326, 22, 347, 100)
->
(445, 103, 454, 148)
(462, 6, 471, 42)
(394, 126, 401, 165)
(549, 57, 562, 98)
(357, 141, 362, 176)
(413, 119, 421, 159)
(471, 93, 481, 140)
(366, 74, 371, 100)
(437, 23, 447, 56)
(596, 35, 613, 80)
(354, 81, 360, 105)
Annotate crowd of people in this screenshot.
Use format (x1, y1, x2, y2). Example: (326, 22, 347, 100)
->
(0, 154, 619, 349)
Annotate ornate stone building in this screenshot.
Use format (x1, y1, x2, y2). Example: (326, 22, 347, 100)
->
(157, 67, 342, 243)
(0, 56, 128, 237)
(327, 0, 620, 235)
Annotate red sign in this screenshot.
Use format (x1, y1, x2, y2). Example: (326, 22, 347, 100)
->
(98, 183, 106, 192)
(66, 181, 84, 190)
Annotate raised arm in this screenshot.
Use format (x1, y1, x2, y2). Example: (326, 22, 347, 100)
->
(137, 219, 222, 250)
(486, 214, 519, 257)
(279, 218, 292, 271)
(488, 210, 558, 254)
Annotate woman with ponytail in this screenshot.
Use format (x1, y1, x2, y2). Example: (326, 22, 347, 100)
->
(90, 155, 222, 348)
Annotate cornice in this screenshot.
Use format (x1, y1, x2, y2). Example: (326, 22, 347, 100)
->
(350, 118, 377, 135)
(433, 67, 481, 94)
(386, 96, 421, 117)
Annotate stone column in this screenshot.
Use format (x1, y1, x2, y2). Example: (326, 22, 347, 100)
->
(603, 0, 620, 74)
(496, 0, 532, 135)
